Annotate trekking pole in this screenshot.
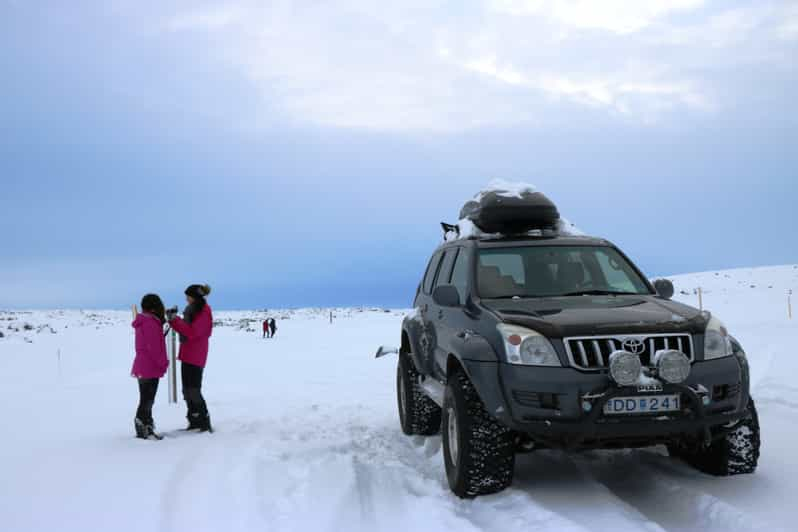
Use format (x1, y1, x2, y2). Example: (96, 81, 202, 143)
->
(789, 290, 793, 320)
(698, 287, 703, 311)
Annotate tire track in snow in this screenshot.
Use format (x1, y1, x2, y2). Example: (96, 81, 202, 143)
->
(569, 449, 777, 532)
(243, 408, 590, 532)
(512, 451, 666, 532)
(157, 425, 266, 532)
(158, 439, 210, 532)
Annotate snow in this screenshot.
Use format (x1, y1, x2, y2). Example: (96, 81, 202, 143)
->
(1, 265, 797, 532)
(473, 178, 537, 201)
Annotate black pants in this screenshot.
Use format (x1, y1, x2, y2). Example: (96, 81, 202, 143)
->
(181, 362, 208, 419)
(136, 378, 159, 424)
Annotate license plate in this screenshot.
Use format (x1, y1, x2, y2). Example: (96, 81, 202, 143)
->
(603, 395, 681, 415)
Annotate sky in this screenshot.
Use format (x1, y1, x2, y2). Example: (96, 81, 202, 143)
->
(1, 0, 796, 309)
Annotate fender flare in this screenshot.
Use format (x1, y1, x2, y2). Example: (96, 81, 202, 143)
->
(401, 318, 427, 374)
(445, 333, 511, 425)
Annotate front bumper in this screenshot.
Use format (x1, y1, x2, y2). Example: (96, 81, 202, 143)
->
(463, 355, 748, 449)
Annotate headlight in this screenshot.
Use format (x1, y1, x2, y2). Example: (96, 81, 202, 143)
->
(704, 314, 732, 360)
(497, 324, 560, 366)
(608, 350, 642, 386)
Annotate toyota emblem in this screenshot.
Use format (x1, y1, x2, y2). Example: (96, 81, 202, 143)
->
(622, 338, 646, 354)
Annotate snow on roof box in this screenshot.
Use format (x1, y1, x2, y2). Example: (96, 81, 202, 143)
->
(460, 187, 560, 235)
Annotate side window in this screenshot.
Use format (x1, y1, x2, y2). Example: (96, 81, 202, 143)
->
(434, 249, 457, 289)
(422, 250, 444, 294)
(450, 248, 470, 300)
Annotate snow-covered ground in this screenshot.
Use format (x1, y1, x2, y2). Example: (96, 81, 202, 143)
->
(1, 265, 797, 532)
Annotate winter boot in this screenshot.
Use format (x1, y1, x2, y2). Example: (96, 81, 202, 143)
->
(135, 417, 148, 439)
(185, 412, 203, 431)
(198, 414, 213, 433)
(135, 417, 163, 440)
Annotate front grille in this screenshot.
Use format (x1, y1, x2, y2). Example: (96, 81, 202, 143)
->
(564, 333, 694, 370)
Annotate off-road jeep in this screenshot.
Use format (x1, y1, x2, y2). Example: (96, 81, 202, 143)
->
(396, 222, 760, 498)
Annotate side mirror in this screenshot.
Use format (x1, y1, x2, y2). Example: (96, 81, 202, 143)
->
(432, 284, 461, 307)
(375, 345, 399, 358)
(653, 278, 674, 300)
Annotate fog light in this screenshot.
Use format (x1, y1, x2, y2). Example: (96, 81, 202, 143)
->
(655, 349, 691, 384)
(702, 395, 711, 406)
(609, 350, 642, 387)
(582, 400, 592, 412)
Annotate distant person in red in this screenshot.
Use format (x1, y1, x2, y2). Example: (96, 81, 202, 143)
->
(263, 319, 270, 338)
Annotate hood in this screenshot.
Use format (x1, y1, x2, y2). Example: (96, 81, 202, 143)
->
(481, 295, 707, 338)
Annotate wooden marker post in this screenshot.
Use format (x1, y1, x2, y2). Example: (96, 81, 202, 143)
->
(168, 326, 178, 404)
(789, 290, 793, 320)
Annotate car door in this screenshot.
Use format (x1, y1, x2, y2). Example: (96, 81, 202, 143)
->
(413, 249, 444, 375)
(430, 247, 460, 379)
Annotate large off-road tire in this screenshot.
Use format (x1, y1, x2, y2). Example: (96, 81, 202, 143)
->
(397, 353, 441, 436)
(442, 370, 515, 498)
(670, 399, 760, 475)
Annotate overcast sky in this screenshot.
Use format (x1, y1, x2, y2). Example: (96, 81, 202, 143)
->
(1, 0, 796, 309)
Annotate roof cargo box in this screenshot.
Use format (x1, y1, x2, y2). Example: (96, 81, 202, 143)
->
(460, 190, 560, 234)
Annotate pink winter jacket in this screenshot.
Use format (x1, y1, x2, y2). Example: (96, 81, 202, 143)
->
(170, 304, 213, 368)
(131, 312, 168, 379)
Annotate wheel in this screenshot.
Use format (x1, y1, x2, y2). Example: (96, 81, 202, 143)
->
(397, 353, 441, 436)
(670, 399, 761, 475)
(442, 370, 515, 498)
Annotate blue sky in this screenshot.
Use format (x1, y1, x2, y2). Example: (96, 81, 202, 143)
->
(1, 1, 796, 309)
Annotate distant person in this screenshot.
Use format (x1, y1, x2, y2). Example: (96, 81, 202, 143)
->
(168, 284, 214, 432)
(131, 293, 168, 440)
(262, 319, 269, 338)
(269, 317, 277, 338)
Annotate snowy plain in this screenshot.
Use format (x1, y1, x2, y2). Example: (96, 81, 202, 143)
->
(1, 265, 797, 532)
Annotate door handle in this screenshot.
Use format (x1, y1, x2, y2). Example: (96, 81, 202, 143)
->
(437, 310, 444, 320)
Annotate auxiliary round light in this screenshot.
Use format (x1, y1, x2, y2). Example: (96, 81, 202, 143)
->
(656, 349, 691, 384)
(609, 350, 643, 387)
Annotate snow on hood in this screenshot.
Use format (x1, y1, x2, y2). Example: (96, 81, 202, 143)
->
(445, 180, 586, 241)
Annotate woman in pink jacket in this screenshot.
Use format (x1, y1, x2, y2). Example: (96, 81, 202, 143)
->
(168, 284, 214, 432)
(131, 294, 168, 439)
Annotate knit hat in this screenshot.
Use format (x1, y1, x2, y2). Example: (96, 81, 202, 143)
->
(185, 284, 211, 300)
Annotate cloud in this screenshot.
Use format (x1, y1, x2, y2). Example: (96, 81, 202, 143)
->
(166, 4, 245, 31)
(489, 0, 705, 34)
(156, 0, 796, 131)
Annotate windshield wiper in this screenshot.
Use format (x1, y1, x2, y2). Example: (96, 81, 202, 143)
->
(561, 289, 639, 297)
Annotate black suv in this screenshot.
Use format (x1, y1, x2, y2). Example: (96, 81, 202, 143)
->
(397, 232, 760, 498)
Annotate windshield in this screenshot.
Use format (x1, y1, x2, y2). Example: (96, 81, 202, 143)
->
(477, 245, 652, 299)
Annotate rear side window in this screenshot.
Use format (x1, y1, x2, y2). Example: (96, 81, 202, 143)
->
(450, 248, 470, 300)
(435, 249, 458, 289)
(422, 250, 444, 294)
